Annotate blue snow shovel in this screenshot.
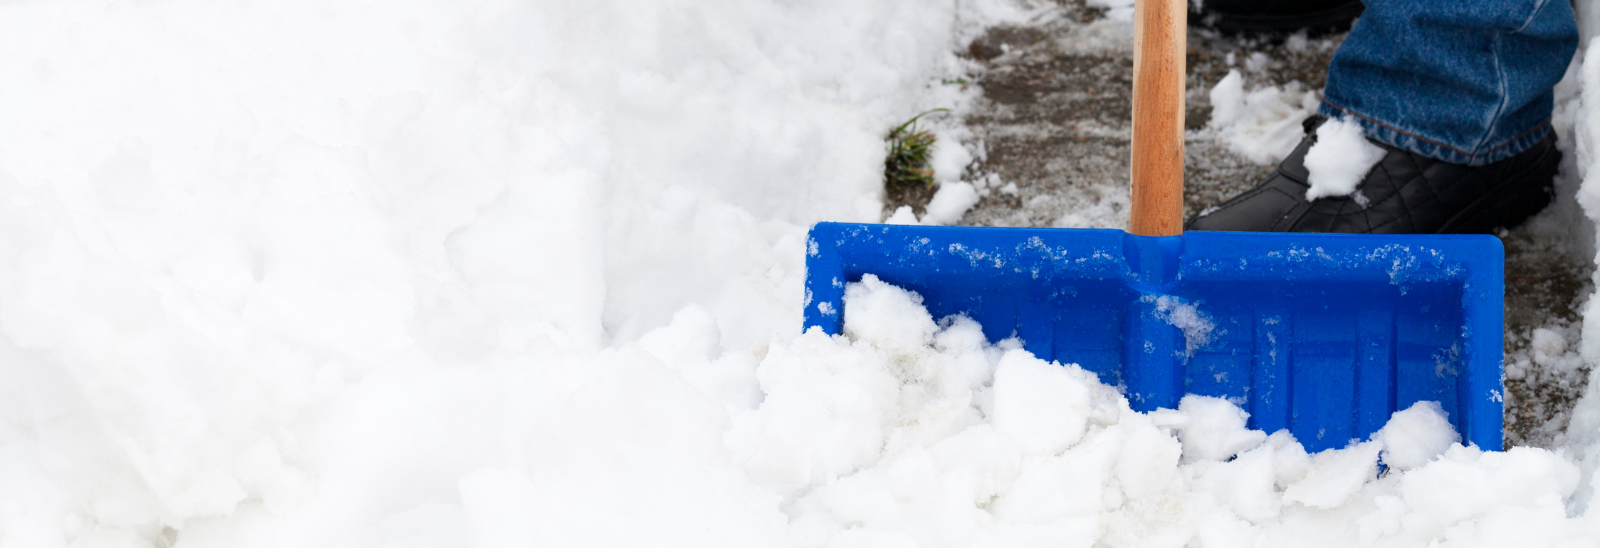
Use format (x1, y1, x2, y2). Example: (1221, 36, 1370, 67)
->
(802, 0, 1503, 452)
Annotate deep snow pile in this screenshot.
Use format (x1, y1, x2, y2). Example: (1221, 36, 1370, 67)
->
(0, 0, 1013, 544)
(4, 0, 1600, 546)
(752, 277, 1599, 547)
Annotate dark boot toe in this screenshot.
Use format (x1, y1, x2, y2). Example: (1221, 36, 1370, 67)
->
(1186, 186, 1304, 232)
(1185, 118, 1560, 235)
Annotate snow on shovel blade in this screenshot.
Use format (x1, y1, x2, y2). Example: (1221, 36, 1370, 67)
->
(803, 222, 1503, 452)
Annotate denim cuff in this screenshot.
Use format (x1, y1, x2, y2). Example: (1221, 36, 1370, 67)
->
(1318, 101, 1551, 167)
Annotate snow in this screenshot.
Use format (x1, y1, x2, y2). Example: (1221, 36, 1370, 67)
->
(763, 278, 1598, 546)
(990, 346, 1094, 456)
(842, 274, 939, 350)
(921, 181, 983, 225)
(4, 0, 1600, 545)
(884, 205, 921, 225)
(1372, 401, 1460, 471)
(1303, 116, 1388, 201)
(880, 128, 981, 226)
(1195, 444, 1281, 523)
(1177, 395, 1267, 463)
(1281, 441, 1383, 509)
(0, 0, 990, 543)
(1143, 295, 1216, 357)
(1385, 445, 1582, 547)
(1207, 69, 1321, 165)
(930, 129, 977, 186)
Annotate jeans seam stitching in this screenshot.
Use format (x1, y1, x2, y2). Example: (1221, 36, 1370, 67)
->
(1515, 0, 1552, 34)
(1472, 33, 1513, 154)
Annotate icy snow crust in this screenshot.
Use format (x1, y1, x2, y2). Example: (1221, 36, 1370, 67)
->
(3, 0, 1600, 546)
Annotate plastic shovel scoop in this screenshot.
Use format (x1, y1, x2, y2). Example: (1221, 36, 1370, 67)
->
(802, 0, 1503, 452)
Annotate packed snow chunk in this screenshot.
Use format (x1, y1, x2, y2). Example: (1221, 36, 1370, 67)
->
(921, 182, 981, 225)
(932, 314, 988, 355)
(637, 305, 763, 412)
(992, 433, 1119, 523)
(1303, 117, 1387, 201)
(1371, 401, 1460, 471)
(1526, 327, 1587, 379)
(1176, 395, 1267, 462)
(843, 274, 939, 350)
(1399, 446, 1579, 526)
(923, 424, 1024, 509)
(1532, 326, 1569, 359)
(990, 350, 1093, 456)
(1266, 430, 1313, 488)
(1207, 70, 1320, 165)
(726, 329, 902, 494)
(885, 205, 921, 225)
(1113, 413, 1183, 501)
(1207, 70, 1249, 129)
(1198, 444, 1282, 523)
(932, 315, 1001, 390)
(788, 448, 970, 545)
(1282, 441, 1383, 509)
(979, 519, 1100, 548)
(733, 277, 1004, 505)
(929, 131, 975, 185)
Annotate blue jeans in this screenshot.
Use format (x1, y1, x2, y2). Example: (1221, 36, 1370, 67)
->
(1319, 0, 1579, 166)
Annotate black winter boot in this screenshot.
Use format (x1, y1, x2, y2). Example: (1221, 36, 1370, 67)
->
(1191, 0, 1365, 36)
(1186, 116, 1560, 234)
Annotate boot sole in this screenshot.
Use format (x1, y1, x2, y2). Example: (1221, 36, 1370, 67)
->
(1436, 144, 1559, 234)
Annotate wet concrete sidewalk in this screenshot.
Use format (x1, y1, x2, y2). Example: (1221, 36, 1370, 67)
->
(889, 1, 1594, 447)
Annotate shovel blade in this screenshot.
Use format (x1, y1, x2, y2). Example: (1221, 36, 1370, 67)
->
(804, 223, 1503, 452)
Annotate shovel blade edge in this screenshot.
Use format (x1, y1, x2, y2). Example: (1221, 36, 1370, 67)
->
(803, 222, 1504, 452)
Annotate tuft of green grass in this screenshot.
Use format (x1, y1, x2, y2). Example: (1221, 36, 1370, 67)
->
(884, 109, 949, 189)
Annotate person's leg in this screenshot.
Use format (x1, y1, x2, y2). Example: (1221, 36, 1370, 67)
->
(1188, 0, 1579, 234)
(1322, 0, 1578, 166)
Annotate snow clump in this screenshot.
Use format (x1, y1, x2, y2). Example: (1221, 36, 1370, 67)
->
(1177, 395, 1268, 462)
(1282, 441, 1384, 509)
(1207, 69, 1320, 165)
(919, 128, 982, 225)
(884, 205, 921, 224)
(990, 348, 1094, 456)
(1303, 116, 1389, 201)
(733, 278, 1600, 547)
(842, 274, 939, 350)
(1372, 401, 1461, 471)
(1144, 295, 1217, 356)
(921, 181, 983, 225)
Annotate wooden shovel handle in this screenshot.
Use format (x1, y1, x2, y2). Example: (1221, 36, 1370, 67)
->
(1130, 0, 1187, 237)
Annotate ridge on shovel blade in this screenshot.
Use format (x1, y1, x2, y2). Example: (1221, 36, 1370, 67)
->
(803, 222, 1504, 452)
